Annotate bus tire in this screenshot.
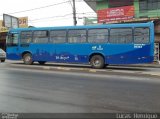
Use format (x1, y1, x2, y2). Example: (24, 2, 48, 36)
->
(90, 55, 105, 69)
(38, 61, 46, 65)
(1, 59, 5, 62)
(23, 53, 33, 65)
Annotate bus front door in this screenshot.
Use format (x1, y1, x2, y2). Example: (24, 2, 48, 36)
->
(6, 33, 20, 60)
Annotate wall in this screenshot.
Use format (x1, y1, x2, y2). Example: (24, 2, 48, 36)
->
(134, 0, 139, 18)
(155, 34, 160, 43)
(96, 0, 160, 18)
(96, 0, 108, 11)
(95, 0, 160, 43)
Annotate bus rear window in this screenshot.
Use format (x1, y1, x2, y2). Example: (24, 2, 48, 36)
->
(134, 28, 150, 44)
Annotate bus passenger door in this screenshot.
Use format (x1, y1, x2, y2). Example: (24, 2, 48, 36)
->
(6, 33, 20, 60)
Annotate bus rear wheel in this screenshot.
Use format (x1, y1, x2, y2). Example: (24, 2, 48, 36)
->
(90, 55, 105, 69)
(23, 53, 33, 65)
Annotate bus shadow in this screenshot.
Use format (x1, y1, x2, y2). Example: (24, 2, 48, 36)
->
(107, 66, 148, 71)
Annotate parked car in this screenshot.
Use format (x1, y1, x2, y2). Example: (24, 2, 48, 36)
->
(0, 48, 6, 62)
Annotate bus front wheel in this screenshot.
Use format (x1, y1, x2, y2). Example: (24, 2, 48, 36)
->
(90, 55, 105, 69)
(1, 59, 5, 62)
(23, 53, 33, 65)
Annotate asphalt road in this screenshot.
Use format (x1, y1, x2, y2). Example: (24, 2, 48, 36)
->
(0, 62, 160, 113)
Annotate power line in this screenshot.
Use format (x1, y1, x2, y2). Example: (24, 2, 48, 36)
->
(28, 10, 160, 23)
(1, 1, 159, 17)
(2, 0, 160, 26)
(30, 13, 73, 22)
(29, 16, 73, 24)
(0, 1, 70, 16)
(28, 12, 96, 22)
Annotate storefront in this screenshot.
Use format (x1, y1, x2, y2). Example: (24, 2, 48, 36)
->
(0, 32, 7, 50)
(0, 17, 28, 51)
(84, 0, 160, 63)
(0, 27, 8, 51)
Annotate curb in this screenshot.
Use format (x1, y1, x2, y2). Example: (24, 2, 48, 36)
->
(9, 63, 160, 79)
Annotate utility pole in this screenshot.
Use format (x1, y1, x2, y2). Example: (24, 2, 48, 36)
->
(73, 0, 77, 26)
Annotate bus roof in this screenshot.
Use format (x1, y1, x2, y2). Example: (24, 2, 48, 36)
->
(9, 22, 154, 32)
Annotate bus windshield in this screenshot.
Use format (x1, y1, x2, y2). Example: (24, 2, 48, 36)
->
(7, 33, 19, 46)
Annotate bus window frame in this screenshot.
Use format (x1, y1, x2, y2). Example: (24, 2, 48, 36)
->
(7, 33, 19, 47)
(49, 29, 67, 44)
(33, 30, 49, 44)
(67, 29, 87, 44)
(88, 28, 109, 44)
(20, 31, 33, 45)
(109, 27, 133, 44)
(133, 27, 150, 44)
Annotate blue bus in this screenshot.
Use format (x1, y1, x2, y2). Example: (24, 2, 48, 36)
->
(6, 22, 154, 68)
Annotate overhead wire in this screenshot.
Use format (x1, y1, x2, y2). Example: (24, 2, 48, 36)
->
(30, 13, 73, 22)
(0, 1, 70, 16)
(27, 10, 96, 21)
(3, 0, 160, 25)
(1, 0, 159, 17)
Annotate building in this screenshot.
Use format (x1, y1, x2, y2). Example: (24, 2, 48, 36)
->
(0, 17, 28, 51)
(85, 0, 160, 41)
(85, 0, 160, 62)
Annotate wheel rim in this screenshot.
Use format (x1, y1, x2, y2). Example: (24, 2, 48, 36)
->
(25, 55, 31, 62)
(93, 58, 100, 66)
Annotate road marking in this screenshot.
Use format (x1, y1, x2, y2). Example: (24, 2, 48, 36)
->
(141, 72, 160, 76)
(88, 69, 97, 73)
(57, 67, 63, 70)
(43, 66, 50, 70)
(63, 68, 71, 71)
(56, 67, 70, 71)
(111, 70, 135, 73)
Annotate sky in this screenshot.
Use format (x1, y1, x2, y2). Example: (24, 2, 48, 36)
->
(0, 0, 96, 27)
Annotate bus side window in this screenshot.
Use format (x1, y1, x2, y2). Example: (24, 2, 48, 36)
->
(110, 28, 132, 44)
(50, 30, 66, 43)
(8, 33, 19, 46)
(21, 31, 32, 44)
(134, 27, 150, 44)
(33, 31, 49, 43)
(88, 29, 108, 43)
(68, 29, 87, 43)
